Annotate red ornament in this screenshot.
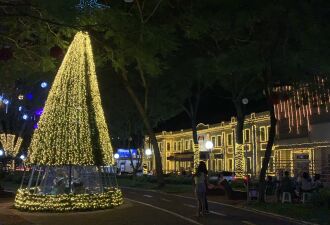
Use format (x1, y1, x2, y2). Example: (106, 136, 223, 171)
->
(0, 47, 13, 61)
(50, 45, 63, 59)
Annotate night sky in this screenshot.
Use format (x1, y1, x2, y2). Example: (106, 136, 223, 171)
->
(155, 90, 268, 132)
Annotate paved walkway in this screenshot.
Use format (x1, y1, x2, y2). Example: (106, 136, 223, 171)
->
(0, 188, 308, 225)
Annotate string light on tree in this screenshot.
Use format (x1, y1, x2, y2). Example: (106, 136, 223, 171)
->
(14, 31, 122, 212)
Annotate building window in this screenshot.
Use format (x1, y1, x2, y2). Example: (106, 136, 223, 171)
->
(167, 142, 171, 151)
(179, 141, 182, 151)
(228, 159, 233, 171)
(246, 157, 251, 173)
(190, 139, 193, 149)
(174, 142, 177, 151)
(244, 129, 251, 143)
(260, 126, 266, 142)
(211, 136, 216, 147)
(185, 140, 189, 150)
(267, 126, 271, 141)
(217, 135, 222, 147)
(227, 133, 233, 146)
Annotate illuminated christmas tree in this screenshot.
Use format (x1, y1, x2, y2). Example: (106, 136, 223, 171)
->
(14, 32, 123, 212)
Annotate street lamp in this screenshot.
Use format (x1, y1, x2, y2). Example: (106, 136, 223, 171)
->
(114, 153, 120, 173)
(40, 82, 48, 88)
(0, 149, 4, 157)
(19, 154, 26, 160)
(205, 140, 214, 151)
(242, 97, 249, 105)
(145, 148, 152, 156)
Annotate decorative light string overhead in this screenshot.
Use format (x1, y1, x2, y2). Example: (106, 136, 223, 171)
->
(273, 76, 330, 134)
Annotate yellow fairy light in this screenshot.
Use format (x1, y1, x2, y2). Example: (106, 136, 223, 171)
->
(27, 31, 113, 166)
(0, 133, 23, 156)
(15, 31, 122, 212)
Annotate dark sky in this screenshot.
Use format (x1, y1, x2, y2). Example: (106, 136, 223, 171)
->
(155, 90, 268, 132)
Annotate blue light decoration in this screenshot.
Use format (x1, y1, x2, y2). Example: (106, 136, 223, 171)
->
(117, 149, 138, 158)
(18, 106, 23, 111)
(35, 108, 44, 116)
(3, 99, 9, 105)
(22, 114, 28, 120)
(0, 95, 3, 102)
(26, 93, 33, 100)
(76, 0, 110, 10)
(33, 123, 38, 129)
(40, 82, 48, 88)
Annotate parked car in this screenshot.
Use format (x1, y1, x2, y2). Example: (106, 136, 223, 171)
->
(209, 171, 236, 183)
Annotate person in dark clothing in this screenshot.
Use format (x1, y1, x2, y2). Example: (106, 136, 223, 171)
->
(198, 161, 209, 214)
(265, 176, 275, 195)
(280, 171, 296, 199)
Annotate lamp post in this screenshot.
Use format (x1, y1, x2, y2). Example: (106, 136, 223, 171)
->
(145, 148, 152, 173)
(114, 153, 120, 174)
(205, 140, 214, 170)
(242, 97, 249, 177)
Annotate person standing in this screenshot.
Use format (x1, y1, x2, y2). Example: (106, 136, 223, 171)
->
(198, 161, 209, 214)
(193, 162, 207, 217)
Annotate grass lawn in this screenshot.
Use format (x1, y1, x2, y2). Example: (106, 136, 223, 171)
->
(117, 177, 193, 193)
(249, 202, 330, 225)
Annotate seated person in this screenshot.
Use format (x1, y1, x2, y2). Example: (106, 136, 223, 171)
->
(300, 172, 313, 193)
(265, 176, 275, 195)
(280, 171, 296, 198)
(312, 174, 323, 192)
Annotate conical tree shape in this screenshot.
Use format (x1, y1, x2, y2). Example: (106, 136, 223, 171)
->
(28, 32, 113, 166)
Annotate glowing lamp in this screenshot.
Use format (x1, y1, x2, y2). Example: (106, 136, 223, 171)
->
(205, 141, 213, 150)
(22, 114, 28, 120)
(3, 99, 9, 105)
(242, 98, 249, 105)
(145, 149, 152, 156)
(18, 106, 23, 111)
(35, 108, 43, 116)
(41, 82, 48, 88)
(18, 94, 24, 100)
(114, 153, 120, 159)
(26, 93, 33, 100)
(20, 154, 26, 160)
(0, 149, 4, 156)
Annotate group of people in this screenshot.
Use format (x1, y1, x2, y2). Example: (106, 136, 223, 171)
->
(266, 170, 324, 202)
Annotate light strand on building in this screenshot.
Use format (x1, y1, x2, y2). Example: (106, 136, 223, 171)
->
(273, 76, 330, 133)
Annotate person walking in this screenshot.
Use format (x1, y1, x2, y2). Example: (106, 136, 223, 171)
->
(194, 162, 207, 217)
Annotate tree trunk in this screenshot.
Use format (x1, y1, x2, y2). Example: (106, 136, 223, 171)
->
(233, 99, 244, 144)
(192, 115, 198, 145)
(120, 73, 164, 187)
(258, 94, 277, 202)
